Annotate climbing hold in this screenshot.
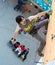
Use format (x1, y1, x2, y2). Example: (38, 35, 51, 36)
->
(49, 9, 53, 15)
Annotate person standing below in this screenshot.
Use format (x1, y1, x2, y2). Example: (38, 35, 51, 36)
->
(14, 0, 28, 11)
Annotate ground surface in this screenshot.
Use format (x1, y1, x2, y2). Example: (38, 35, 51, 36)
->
(0, 0, 41, 65)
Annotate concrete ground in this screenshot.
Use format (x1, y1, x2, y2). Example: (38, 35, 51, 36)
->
(0, 0, 41, 65)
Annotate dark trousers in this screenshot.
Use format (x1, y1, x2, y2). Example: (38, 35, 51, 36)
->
(37, 34, 46, 54)
(14, 0, 25, 10)
(37, 41, 46, 54)
(19, 50, 29, 60)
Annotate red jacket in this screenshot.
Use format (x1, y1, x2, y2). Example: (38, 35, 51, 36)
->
(20, 45, 26, 51)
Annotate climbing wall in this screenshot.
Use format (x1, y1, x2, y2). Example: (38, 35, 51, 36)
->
(42, 0, 55, 65)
